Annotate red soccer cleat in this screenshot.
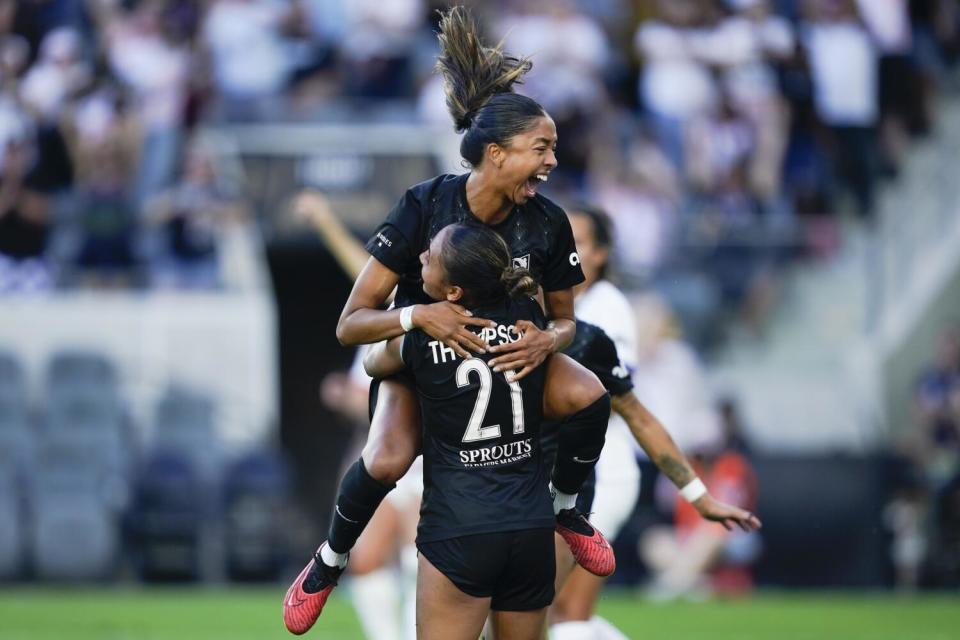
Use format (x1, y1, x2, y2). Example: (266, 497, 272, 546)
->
(555, 508, 616, 577)
(282, 544, 345, 635)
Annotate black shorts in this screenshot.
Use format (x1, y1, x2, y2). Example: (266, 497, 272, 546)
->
(368, 371, 415, 422)
(418, 528, 555, 611)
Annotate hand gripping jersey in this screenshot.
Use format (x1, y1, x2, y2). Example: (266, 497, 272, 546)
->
(365, 173, 585, 307)
(401, 295, 555, 544)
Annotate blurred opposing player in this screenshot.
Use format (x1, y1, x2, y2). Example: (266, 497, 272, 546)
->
(549, 206, 761, 640)
(541, 319, 760, 640)
(549, 206, 638, 639)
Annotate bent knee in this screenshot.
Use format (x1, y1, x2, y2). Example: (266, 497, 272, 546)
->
(567, 374, 605, 410)
(546, 355, 607, 418)
(361, 437, 416, 485)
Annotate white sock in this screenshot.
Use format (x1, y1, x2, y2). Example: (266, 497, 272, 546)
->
(319, 542, 348, 569)
(550, 481, 578, 514)
(590, 616, 629, 640)
(350, 568, 402, 640)
(550, 620, 595, 640)
(400, 545, 419, 640)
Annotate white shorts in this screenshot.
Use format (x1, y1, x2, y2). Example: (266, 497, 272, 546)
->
(588, 415, 640, 540)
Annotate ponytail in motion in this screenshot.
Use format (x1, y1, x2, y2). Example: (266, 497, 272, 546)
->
(435, 6, 547, 166)
(438, 223, 538, 309)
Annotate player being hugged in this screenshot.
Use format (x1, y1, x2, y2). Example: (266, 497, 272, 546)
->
(364, 223, 573, 640)
(283, 6, 615, 635)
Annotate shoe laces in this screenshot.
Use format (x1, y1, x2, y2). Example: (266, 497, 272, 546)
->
(557, 507, 595, 536)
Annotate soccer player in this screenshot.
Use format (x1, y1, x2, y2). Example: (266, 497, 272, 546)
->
(283, 7, 614, 634)
(364, 222, 577, 640)
(547, 320, 761, 640)
(548, 205, 760, 640)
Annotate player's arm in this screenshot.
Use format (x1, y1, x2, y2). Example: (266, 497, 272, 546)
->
(488, 287, 576, 381)
(337, 257, 494, 356)
(610, 392, 762, 532)
(363, 336, 405, 379)
(292, 189, 370, 281)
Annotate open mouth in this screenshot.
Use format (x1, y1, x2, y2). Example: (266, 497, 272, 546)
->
(523, 173, 548, 199)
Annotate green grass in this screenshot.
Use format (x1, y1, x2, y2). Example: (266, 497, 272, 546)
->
(0, 588, 957, 639)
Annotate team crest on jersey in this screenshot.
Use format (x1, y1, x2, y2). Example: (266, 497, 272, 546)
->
(513, 254, 530, 270)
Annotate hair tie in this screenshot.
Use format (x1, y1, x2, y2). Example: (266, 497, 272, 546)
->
(463, 108, 478, 128)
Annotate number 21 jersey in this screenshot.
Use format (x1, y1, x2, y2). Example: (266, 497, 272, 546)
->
(401, 295, 554, 543)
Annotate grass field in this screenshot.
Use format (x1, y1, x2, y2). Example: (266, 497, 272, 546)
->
(1, 588, 958, 640)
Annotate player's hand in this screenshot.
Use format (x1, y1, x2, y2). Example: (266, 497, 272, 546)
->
(291, 189, 335, 227)
(487, 320, 557, 381)
(414, 302, 496, 359)
(692, 493, 762, 532)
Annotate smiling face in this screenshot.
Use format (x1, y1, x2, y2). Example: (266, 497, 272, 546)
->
(489, 116, 558, 205)
(419, 227, 460, 302)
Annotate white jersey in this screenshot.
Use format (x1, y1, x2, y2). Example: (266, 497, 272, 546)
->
(575, 280, 638, 372)
(574, 279, 640, 539)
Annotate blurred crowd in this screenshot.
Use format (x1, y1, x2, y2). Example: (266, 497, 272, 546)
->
(0, 0, 956, 348)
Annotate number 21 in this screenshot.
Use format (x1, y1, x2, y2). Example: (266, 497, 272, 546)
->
(456, 359, 525, 443)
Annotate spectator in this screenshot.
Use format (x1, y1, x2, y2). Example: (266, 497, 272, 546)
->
(19, 27, 90, 124)
(10, 0, 93, 64)
(202, 0, 295, 119)
(64, 84, 139, 287)
(588, 125, 680, 281)
(886, 326, 960, 589)
(802, 0, 879, 219)
(497, 0, 611, 186)
(337, 0, 423, 99)
(0, 115, 53, 293)
(635, 0, 718, 167)
(143, 138, 246, 289)
(105, 2, 190, 205)
(854, 0, 914, 176)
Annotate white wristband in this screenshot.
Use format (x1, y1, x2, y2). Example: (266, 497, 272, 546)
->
(399, 306, 416, 332)
(679, 478, 707, 503)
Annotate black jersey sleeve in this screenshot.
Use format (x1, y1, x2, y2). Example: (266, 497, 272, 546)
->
(564, 320, 634, 397)
(400, 331, 423, 372)
(541, 205, 585, 292)
(365, 188, 425, 275)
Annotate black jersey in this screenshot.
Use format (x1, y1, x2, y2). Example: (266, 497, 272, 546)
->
(401, 295, 555, 543)
(365, 173, 585, 307)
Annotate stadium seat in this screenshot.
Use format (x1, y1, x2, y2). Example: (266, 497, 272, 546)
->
(0, 489, 23, 579)
(0, 350, 28, 430)
(152, 386, 221, 495)
(223, 450, 291, 581)
(46, 350, 117, 390)
(0, 424, 32, 491)
(129, 451, 204, 582)
(31, 493, 119, 581)
(28, 438, 121, 582)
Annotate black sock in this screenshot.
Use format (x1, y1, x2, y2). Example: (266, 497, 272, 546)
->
(551, 393, 611, 496)
(327, 458, 394, 554)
